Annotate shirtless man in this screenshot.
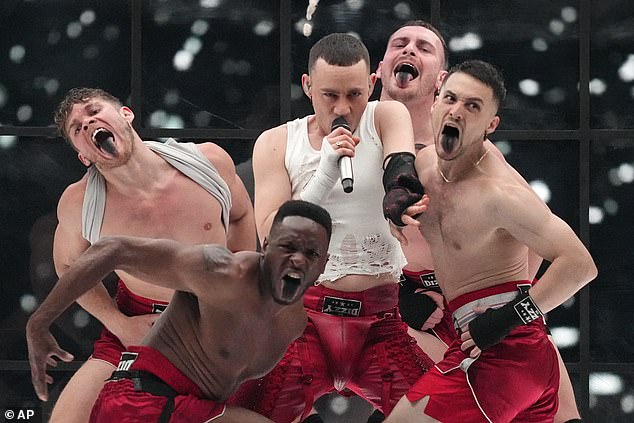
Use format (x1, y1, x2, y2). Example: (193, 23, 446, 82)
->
(26, 200, 331, 422)
(229, 33, 432, 422)
(384, 60, 597, 422)
(46, 88, 256, 422)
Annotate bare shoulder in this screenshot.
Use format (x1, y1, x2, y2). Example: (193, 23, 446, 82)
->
(375, 99, 409, 116)
(56, 177, 88, 225)
(254, 123, 287, 153)
(196, 142, 235, 176)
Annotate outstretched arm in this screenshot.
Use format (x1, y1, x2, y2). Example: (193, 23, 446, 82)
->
(27, 235, 230, 401)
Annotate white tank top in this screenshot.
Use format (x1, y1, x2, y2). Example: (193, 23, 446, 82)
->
(285, 101, 406, 283)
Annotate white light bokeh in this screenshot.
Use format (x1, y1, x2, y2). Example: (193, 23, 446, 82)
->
(589, 372, 624, 396)
(200, 0, 221, 8)
(17, 105, 33, 122)
(80, 9, 96, 26)
(191, 20, 209, 36)
(529, 179, 551, 203)
(549, 19, 565, 35)
(393, 2, 412, 20)
(608, 168, 624, 186)
(20, 294, 38, 313)
(67, 21, 83, 39)
(73, 309, 91, 328)
(9, 45, 26, 64)
(164, 89, 180, 107)
(550, 326, 579, 348)
(617, 162, 634, 183)
(173, 50, 194, 71)
(184, 37, 203, 55)
(544, 87, 566, 104)
(44, 78, 60, 96)
(0, 135, 18, 149)
(254, 20, 274, 36)
(346, 0, 364, 11)
(589, 205, 604, 224)
(329, 395, 350, 415)
(531, 37, 548, 52)
(621, 393, 634, 414)
(291, 83, 303, 100)
(103, 25, 121, 41)
(519, 79, 540, 96)
(589, 78, 607, 95)
(603, 198, 619, 215)
(561, 6, 578, 23)
(449, 33, 482, 52)
(493, 141, 511, 155)
(618, 54, 634, 82)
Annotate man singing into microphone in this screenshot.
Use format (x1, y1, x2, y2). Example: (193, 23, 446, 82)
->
(229, 33, 432, 422)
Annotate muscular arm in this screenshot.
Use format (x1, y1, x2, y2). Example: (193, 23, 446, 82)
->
(491, 183, 597, 313)
(252, 125, 292, 240)
(374, 100, 417, 158)
(28, 235, 231, 400)
(199, 142, 257, 252)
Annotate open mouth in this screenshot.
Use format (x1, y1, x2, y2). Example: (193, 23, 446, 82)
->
(91, 128, 117, 156)
(441, 125, 460, 154)
(394, 63, 419, 87)
(280, 271, 303, 300)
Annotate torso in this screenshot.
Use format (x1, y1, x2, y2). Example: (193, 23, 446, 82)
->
(145, 254, 307, 400)
(415, 146, 530, 301)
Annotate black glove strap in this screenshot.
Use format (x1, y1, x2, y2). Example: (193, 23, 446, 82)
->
(398, 277, 440, 330)
(468, 292, 543, 350)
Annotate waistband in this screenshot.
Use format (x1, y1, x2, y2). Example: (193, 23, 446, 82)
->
(303, 283, 399, 317)
(449, 280, 533, 332)
(116, 280, 169, 315)
(115, 346, 203, 397)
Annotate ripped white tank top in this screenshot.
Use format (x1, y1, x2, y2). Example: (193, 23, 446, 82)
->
(285, 101, 406, 283)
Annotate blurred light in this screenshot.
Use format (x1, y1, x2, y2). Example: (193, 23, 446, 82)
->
(254, 20, 274, 36)
(608, 168, 624, 186)
(184, 37, 203, 55)
(9, 45, 26, 63)
(329, 395, 350, 415)
(44, 78, 60, 96)
(154, 9, 170, 25)
(346, 0, 364, 11)
(303, 22, 313, 37)
(617, 162, 634, 183)
(603, 198, 619, 215)
(149, 110, 168, 127)
(34, 261, 54, 280)
(531, 37, 548, 52)
(48, 30, 62, 45)
(561, 296, 575, 309)
(17, 105, 33, 122)
(550, 326, 579, 348)
(164, 90, 179, 107)
(622, 394, 634, 414)
(164, 114, 184, 129)
(549, 19, 565, 35)
(561, 6, 577, 23)
(73, 309, 91, 328)
(393, 2, 412, 20)
(20, 294, 38, 313)
(448, 33, 482, 52)
(79, 9, 96, 26)
(589, 78, 607, 95)
(213, 41, 228, 53)
(0, 135, 18, 149)
(0, 84, 8, 107)
(200, 0, 221, 8)
(67, 21, 83, 39)
(191, 19, 209, 36)
(493, 141, 511, 155)
(618, 54, 634, 82)
(544, 87, 566, 104)
(103, 25, 121, 41)
(173, 50, 194, 71)
(519, 79, 540, 96)
(193, 111, 212, 127)
(589, 372, 624, 396)
(589, 206, 604, 224)
(529, 179, 551, 203)
(83, 45, 100, 60)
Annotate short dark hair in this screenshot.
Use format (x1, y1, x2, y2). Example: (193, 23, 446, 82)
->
(272, 200, 332, 240)
(445, 60, 507, 110)
(308, 33, 370, 73)
(391, 20, 449, 69)
(54, 88, 122, 141)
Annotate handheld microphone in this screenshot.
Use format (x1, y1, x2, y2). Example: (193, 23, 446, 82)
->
(331, 117, 353, 193)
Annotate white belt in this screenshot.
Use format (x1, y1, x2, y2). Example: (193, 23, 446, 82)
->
(452, 291, 518, 333)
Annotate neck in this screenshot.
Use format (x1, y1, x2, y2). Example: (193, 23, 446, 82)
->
(438, 145, 490, 183)
(380, 89, 434, 145)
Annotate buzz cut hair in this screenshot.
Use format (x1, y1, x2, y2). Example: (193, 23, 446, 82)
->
(390, 20, 449, 70)
(308, 33, 370, 73)
(272, 200, 332, 240)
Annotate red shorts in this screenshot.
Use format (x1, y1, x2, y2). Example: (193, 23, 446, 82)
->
(90, 346, 225, 422)
(229, 283, 433, 422)
(406, 281, 559, 423)
(91, 281, 169, 365)
(401, 269, 457, 346)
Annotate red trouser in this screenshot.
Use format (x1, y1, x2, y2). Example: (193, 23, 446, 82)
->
(92, 281, 169, 365)
(229, 283, 433, 423)
(406, 281, 559, 423)
(90, 346, 226, 423)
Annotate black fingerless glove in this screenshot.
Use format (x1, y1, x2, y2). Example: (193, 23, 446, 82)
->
(468, 293, 543, 350)
(382, 152, 424, 227)
(398, 277, 441, 330)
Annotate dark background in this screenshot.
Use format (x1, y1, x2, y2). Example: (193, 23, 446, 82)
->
(0, 0, 632, 421)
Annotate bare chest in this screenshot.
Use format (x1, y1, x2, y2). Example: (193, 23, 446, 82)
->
(100, 175, 225, 244)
